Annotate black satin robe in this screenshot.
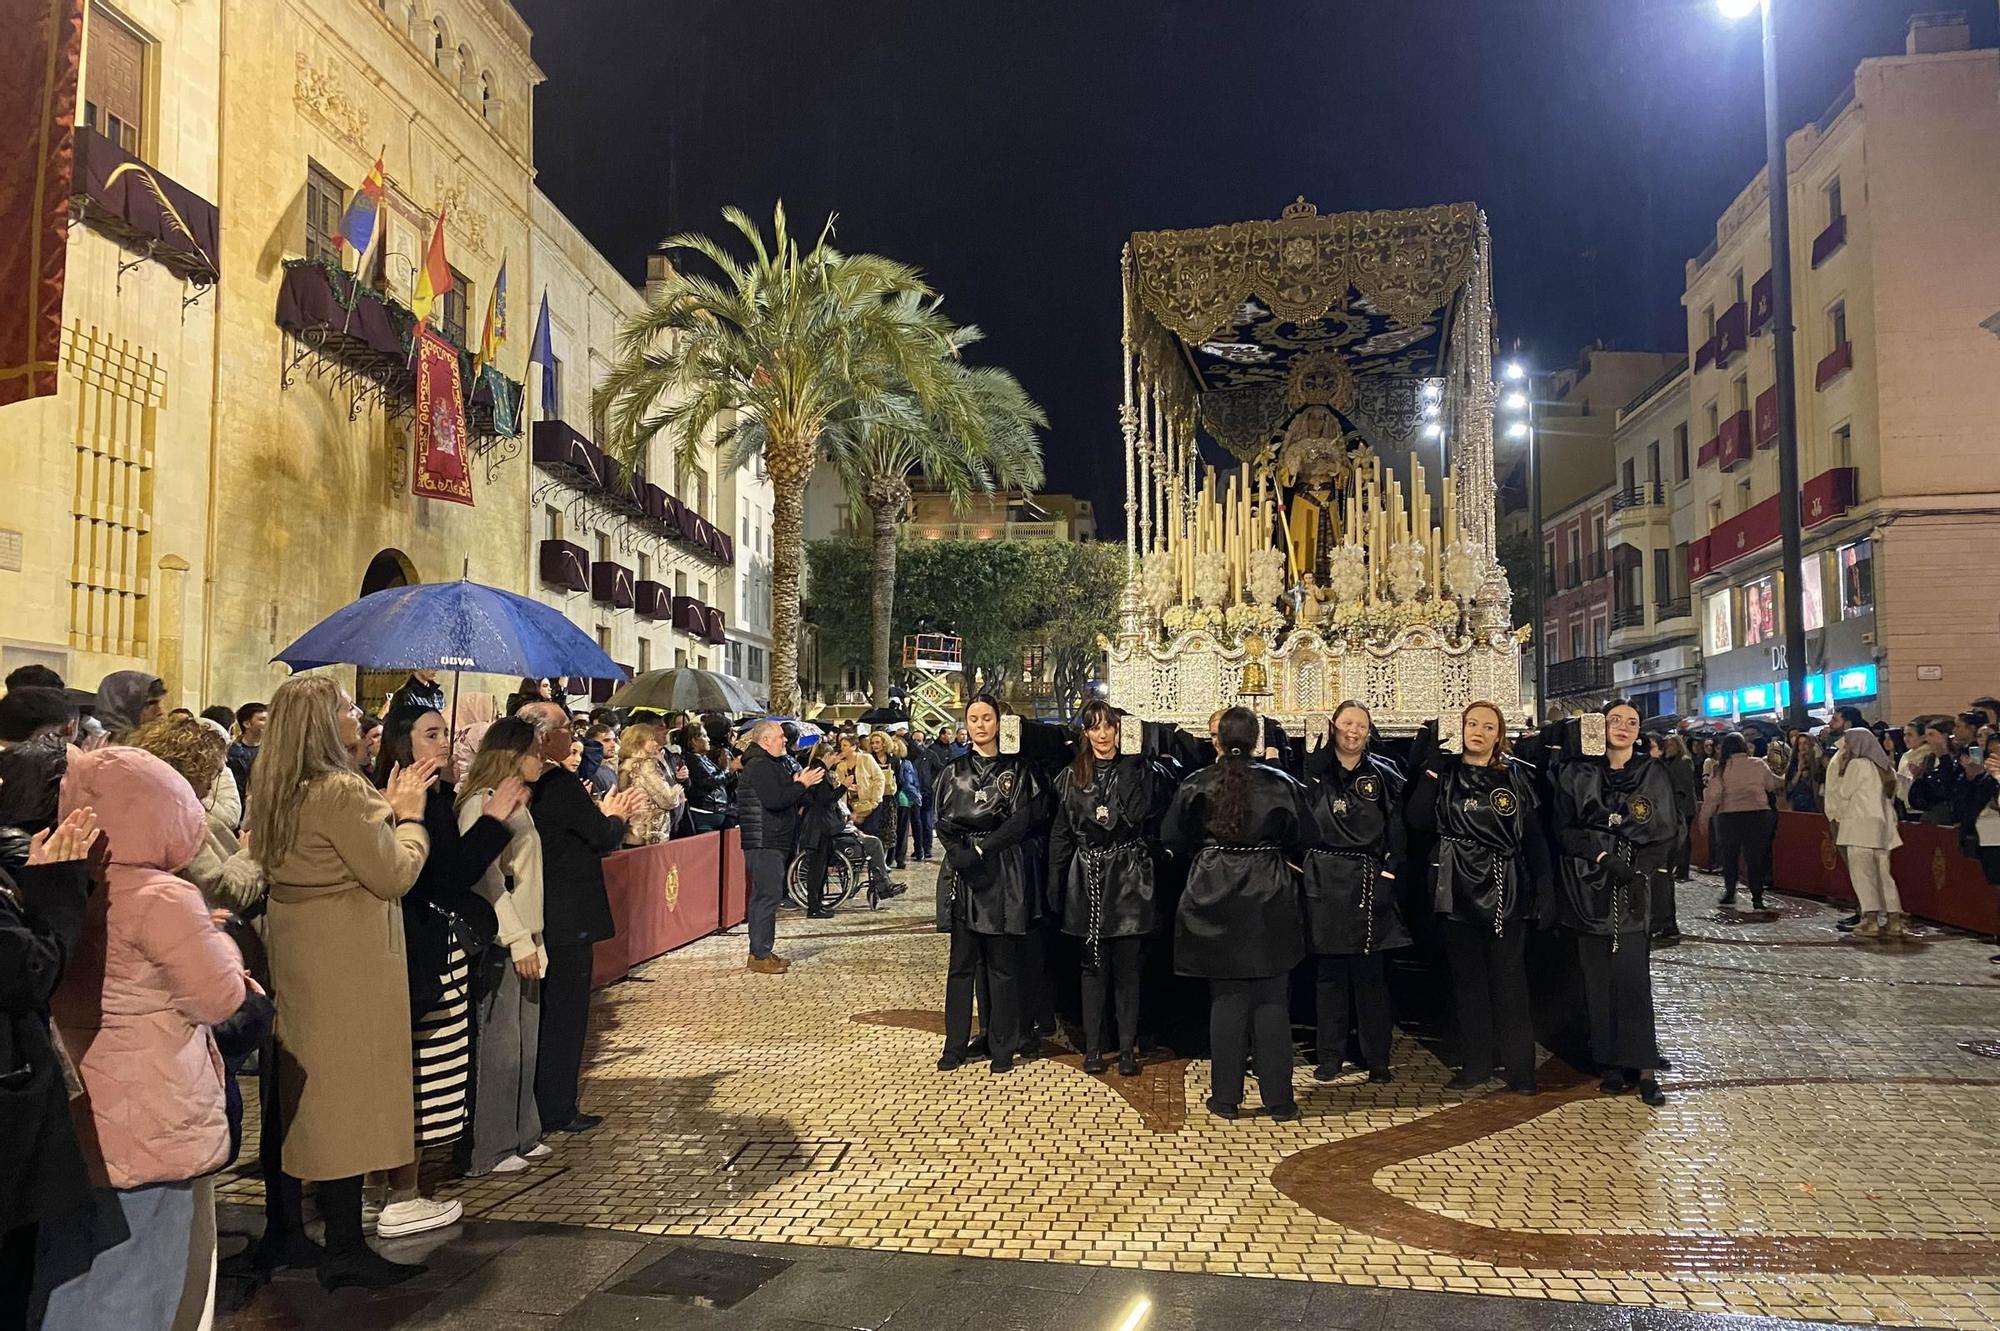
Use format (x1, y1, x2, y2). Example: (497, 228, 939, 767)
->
(1552, 755, 1684, 936)
(1405, 757, 1546, 929)
(933, 751, 1047, 937)
(1048, 753, 1163, 944)
(1303, 752, 1411, 956)
(1161, 763, 1319, 979)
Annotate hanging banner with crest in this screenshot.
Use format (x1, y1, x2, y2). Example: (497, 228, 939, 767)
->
(412, 325, 473, 506)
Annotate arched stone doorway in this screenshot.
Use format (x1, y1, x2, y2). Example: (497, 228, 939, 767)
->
(356, 548, 419, 716)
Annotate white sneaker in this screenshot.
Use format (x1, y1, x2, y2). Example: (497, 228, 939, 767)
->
(523, 1142, 553, 1160)
(375, 1196, 463, 1239)
(490, 1154, 532, 1174)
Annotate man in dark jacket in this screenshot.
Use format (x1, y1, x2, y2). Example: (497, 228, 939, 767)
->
(1, 810, 97, 1328)
(905, 728, 938, 862)
(227, 701, 267, 800)
(520, 702, 640, 1133)
(735, 721, 824, 973)
(387, 669, 448, 717)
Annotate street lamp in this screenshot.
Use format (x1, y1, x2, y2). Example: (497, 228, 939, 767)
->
(1501, 373, 1545, 724)
(1722, 0, 1810, 729)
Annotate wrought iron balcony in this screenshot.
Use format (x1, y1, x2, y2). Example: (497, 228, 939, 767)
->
(1656, 596, 1693, 622)
(1611, 605, 1647, 630)
(1549, 656, 1613, 697)
(1611, 482, 1666, 511)
(538, 539, 589, 595)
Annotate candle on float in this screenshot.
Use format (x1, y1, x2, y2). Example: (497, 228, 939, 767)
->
(1430, 526, 1443, 596)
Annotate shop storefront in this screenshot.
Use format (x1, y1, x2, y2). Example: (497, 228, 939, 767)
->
(1695, 532, 1881, 723)
(1612, 644, 1700, 719)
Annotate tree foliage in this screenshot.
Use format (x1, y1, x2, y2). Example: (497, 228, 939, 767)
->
(805, 538, 1124, 713)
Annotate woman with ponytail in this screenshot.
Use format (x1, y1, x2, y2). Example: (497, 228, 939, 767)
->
(1161, 706, 1318, 1120)
(1403, 700, 1550, 1094)
(1301, 700, 1409, 1084)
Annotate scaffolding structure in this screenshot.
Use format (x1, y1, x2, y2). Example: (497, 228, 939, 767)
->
(901, 633, 965, 735)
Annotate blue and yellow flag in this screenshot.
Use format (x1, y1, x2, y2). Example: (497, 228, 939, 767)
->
(474, 254, 507, 375)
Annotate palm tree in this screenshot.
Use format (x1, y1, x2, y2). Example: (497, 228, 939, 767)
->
(593, 204, 983, 715)
(821, 349, 1047, 706)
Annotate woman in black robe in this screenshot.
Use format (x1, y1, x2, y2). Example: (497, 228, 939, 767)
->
(934, 695, 1048, 1074)
(1552, 700, 1679, 1105)
(1404, 700, 1551, 1094)
(1162, 706, 1318, 1121)
(1302, 700, 1408, 1084)
(1049, 701, 1162, 1076)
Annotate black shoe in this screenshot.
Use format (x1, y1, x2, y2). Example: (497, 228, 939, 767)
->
(1655, 1055, 1674, 1072)
(1507, 1078, 1539, 1096)
(318, 1249, 426, 1292)
(1637, 1078, 1667, 1107)
(1751, 896, 1768, 912)
(1083, 1052, 1107, 1074)
(1446, 1070, 1489, 1091)
(250, 1231, 325, 1275)
(1016, 1036, 1043, 1061)
(989, 1055, 1014, 1074)
(1204, 1096, 1239, 1120)
(1118, 1050, 1141, 1077)
(806, 908, 836, 919)
(1268, 1103, 1302, 1122)
(1719, 891, 1737, 905)
(1367, 1068, 1393, 1084)
(1838, 912, 1861, 932)
(1599, 1070, 1630, 1095)
(550, 1113, 603, 1134)
(1652, 931, 1681, 947)
(1312, 1061, 1342, 1082)
(967, 1036, 990, 1057)
(936, 1051, 965, 1072)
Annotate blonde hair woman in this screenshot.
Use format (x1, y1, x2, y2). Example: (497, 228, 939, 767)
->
(615, 722, 684, 844)
(250, 675, 435, 1291)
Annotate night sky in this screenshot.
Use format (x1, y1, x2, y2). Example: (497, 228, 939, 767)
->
(516, 0, 1992, 532)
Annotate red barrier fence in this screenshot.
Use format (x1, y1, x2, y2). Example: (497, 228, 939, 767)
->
(719, 827, 748, 930)
(592, 831, 725, 987)
(1697, 810, 1997, 934)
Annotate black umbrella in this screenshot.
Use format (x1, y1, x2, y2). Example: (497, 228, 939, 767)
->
(607, 668, 759, 715)
(858, 706, 909, 726)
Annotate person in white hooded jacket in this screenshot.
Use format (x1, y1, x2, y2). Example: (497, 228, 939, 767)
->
(1823, 727, 1906, 941)
(455, 718, 551, 1177)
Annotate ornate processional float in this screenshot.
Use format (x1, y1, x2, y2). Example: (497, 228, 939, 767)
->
(1105, 198, 1526, 735)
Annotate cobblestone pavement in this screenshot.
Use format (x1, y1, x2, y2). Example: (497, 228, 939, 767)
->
(216, 869, 2000, 1329)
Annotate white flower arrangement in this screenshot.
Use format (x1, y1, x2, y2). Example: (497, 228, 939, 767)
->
(1246, 546, 1289, 607)
(1192, 551, 1231, 608)
(1325, 543, 1368, 606)
(1141, 550, 1181, 614)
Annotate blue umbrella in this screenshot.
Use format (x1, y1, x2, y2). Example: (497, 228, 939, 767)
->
(274, 578, 624, 681)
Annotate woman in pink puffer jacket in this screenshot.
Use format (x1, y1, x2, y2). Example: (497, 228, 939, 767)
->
(35, 746, 247, 1331)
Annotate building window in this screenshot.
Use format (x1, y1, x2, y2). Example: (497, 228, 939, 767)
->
(1833, 422, 1852, 470)
(637, 637, 651, 674)
(1621, 459, 1635, 492)
(83, 4, 147, 154)
(1646, 441, 1660, 486)
(595, 624, 611, 654)
(1732, 375, 1749, 415)
(1704, 401, 1719, 439)
(1825, 176, 1843, 225)
(1731, 269, 1745, 305)
(674, 570, 687, 598)
(1543, 542, 1556, 596)
(1741, 574, 1776, 646)
(637, 551, 652, 584)
(1569, 619, 1585, 660)
(674, 648, 688, 668)
(456, 43, 476, 98)
(1702, 303, 1717, 340)
(1801, 555, 1825, 633)
(1838, 538, 1874, 616)
(1736, 476, 1752, 514)
(1653, 548, 1673, 607)
(1670, 543, 1689, 600)
(543, 504, 562, 542)
(1590, 615, 1607, 656)
(480, 71, 496, 122)
(1707, 500, 1722, 530)
(697, 579, 709, 605)
(543, 354, 563, 420)
(1674, 423, 1690, 481)
(1827, 300, 1848, 353)
(431, 16, 448, 69)
(441, 266, 470, 347)
(594, 531, 610, 564)
(1704, 589, 1734, 656)
(304, 159, 346, 264)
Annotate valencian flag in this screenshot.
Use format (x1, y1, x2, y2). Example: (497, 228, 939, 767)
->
(413, 324, 473, 506)
(411, 210, 453, 323)
(527, 289, 555, 414)
(473, 254, 507, 376)
(334, 155, 386, 268)
(1, 0, 85, 408)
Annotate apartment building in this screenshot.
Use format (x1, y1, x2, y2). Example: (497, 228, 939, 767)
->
(1604, 361, 1701, 719)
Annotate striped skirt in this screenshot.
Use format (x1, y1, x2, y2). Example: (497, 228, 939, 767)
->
(412, 940, 472, 1146)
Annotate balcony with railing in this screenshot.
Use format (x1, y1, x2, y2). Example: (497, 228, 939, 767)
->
(1716, 409, 1754, 471)
(1811, 213, 1848, 268)
(1611, 605, 1647, 630)
(1549, 656, 1613, 697)
(1816, 340, 1854, 390)
(1713, 301, 1748, 367)
(1606, 482, 1668, 549)
(538, 539, 589, 595)
(73, 125, 219, 288)
(1656, 595, 1693, 623)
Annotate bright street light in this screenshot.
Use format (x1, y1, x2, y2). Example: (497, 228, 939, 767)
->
(1502, 361, 1525, 381)
(1503, 391, 1528, 411)
(1717, 0, 1761, 18)
(1507, 421, 1530, 440)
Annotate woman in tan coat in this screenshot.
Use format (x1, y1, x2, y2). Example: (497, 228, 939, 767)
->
(250, 675, 434, 1292)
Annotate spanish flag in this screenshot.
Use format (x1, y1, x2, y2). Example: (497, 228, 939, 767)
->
(411, 209, 452, 323)
(333, 155, 385, 267)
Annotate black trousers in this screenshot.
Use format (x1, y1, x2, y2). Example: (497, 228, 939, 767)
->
(1442, 918, 1535, 1084)
(945, 926, 1020, 1059)
(1080, 936, 1144, 1056)
(892, 802, 913, 868)
(1650, 873, 1680, 934)
(801, 842, 831, 912)
(259, 1029, 306, 1250)
(1018, 922, 1058, 1038)
(744, 847, 786, 956)
(1208, 975, 1294, 1110)
(1712, 809, 1775, 898)
(535, 941, 595, 1126)
(1314, 951, 1392, 1073)
(913, 801, 935, 860)
(1575, 931, 1657, 1070)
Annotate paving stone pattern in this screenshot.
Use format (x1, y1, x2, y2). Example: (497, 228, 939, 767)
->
(215, 869, 2000, 1329)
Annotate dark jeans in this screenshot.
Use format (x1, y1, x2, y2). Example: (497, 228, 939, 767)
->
(945, 926, 1020, 1059)
(913, 801, 935, 860)
(1314, 951, 1392, 1073)
(1575, 931, 1658, 1070)
(892, 801, 914, 868)
(258, 1030, 306, 1254)
(1081, 936, 1144, 1056)
(801, 842, 832, 913)
(1712, 809, 1776, 899)
(744, 847, 786, 955)
(1208, 975, 1294, 1110)
(535, 942, 594, 1127)
(1443, 918, 1535, 1085)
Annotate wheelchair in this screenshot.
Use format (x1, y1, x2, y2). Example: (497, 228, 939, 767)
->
(784, 833, 881, 912)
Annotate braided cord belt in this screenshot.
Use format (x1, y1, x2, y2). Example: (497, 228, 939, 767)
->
(1078, 838, 1138, 967)
(1309, 847, 1382, 951)
(1439, 834, 1509, 936)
